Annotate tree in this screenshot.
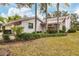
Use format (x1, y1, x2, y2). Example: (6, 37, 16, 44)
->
(0, 16, 6, 23)
(0, 16, 7, 33)
(15, 3, 40, 33)
(35, 3, 37, 32)
(0, 4, 12, 38)
(53, 11, 62, 17)
(7, 14, 21, 22)
(12, 26, 24, 40)
(39, 3, 52, 32)
(56, 3, 70, 33)
(62, 11, 69, 16)
(70, 13, 78, 30)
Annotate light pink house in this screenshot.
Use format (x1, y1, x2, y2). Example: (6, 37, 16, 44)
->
(4, 16, 71, 33)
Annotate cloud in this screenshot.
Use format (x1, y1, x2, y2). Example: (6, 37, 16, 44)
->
(0, 7, 44, 20)
(0, 13, 7, 18)
(7, 7, 44, 20)
(8, 7, 20, 16)
(7, 7, 34, 17)
(74, 8, 79, 15)
(37, 10, 45, 20)
(74, 8, 79, 21)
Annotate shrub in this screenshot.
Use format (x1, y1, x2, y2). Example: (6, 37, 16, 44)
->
(47, 30, 57, 34)
(59, 30, 65, 33)
(19, 33, 66, 41)
(2, 34, 10, 42)
(77, 25, 79, 31)
(12, 26, 24, 40)
(77, 28, 79, 31)
(67, 29, 76, 33)
(46, 33, 67, 37)
(19, 33, 31, 40)
(32, 31, 42, 34)
(0, 30, 2, 32)
(36, 31, 42, 33)
(62, 25, 66, 32)
(20, 33, 42, 40)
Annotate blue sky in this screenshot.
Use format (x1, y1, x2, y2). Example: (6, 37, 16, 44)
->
(0, 3, 79, 18)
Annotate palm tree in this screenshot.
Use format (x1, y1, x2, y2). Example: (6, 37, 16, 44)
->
(62, 11, 69, 16)
(39, 3, 52, 32)
(53, 11, 62, 17)
(0, 3, 10, 35)
(56, 3, 60, 33)
(35, 3, 37, 32)
(15, 3, 39, 33)
(0, 16, 6, 23)
(56, 3, 70, 33)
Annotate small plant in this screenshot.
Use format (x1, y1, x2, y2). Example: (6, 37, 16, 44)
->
(47, 30, 57, 34)
(62, 25, 66, 32)
(2, 34, 10, 42)
(12, 26, 24, 40)
(67, 28, 76, 33)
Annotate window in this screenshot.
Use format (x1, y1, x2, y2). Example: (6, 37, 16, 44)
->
(28, 23, 33, 29)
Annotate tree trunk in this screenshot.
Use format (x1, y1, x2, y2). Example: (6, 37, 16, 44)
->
(45, 3, 48, 32)
(2, 26, 5, 34)
(35, 3, 37, 33)
(57, 3, 60, 33)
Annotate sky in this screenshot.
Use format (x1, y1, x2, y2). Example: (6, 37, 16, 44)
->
(0, 3, 79, 19)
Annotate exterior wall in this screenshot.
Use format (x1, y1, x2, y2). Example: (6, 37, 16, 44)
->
(47, 18, 64, 31)
(47, 16, 71, 32)
(64, 17, 71, 32)
(36, 20, 43, 32)
(21, 19, 42, 33)
(21, 16, 71, 33)
(59, 22, 63, 30)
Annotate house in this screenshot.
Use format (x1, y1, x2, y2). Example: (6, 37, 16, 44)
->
(45, 16, 71, 32)
(3, 16, 71, 33)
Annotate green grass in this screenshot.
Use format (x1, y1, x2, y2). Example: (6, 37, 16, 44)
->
(1, 32, 79, 56)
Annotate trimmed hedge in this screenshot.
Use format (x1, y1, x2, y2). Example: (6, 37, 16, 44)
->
(18, 33, 67, 41)
(67, 29, 76, 33)
(47, 30, 57, 34)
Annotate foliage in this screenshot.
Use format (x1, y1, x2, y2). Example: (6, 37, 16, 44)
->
(12, 26, 24, 40)
(76, 22, 79, 31)
(2, 34, 10, 42)
(47, 30, 57, 34)
(7, 15, 21, 22)
(0, 16, 6, 23)
(70, 13, 78, 31)
(1, 32, 79, 56)
(53, 11, 62, 17)
(18, 33, 66, 41)
(67, 28, 76, 33)
(62, 25, 66, 32)
(16, 3, 33, 8)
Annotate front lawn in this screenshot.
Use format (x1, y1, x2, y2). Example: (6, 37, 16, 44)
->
(0, 32, 79, 56)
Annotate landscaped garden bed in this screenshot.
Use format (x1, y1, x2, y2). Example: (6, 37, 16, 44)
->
(0, 32, 79, 56)
(1, 32, 67, 43)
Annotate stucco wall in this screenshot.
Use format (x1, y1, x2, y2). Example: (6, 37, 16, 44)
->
(21, 19, 42, 33)
(21, 16, 71, 33)
(65, 17, 71, 32)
